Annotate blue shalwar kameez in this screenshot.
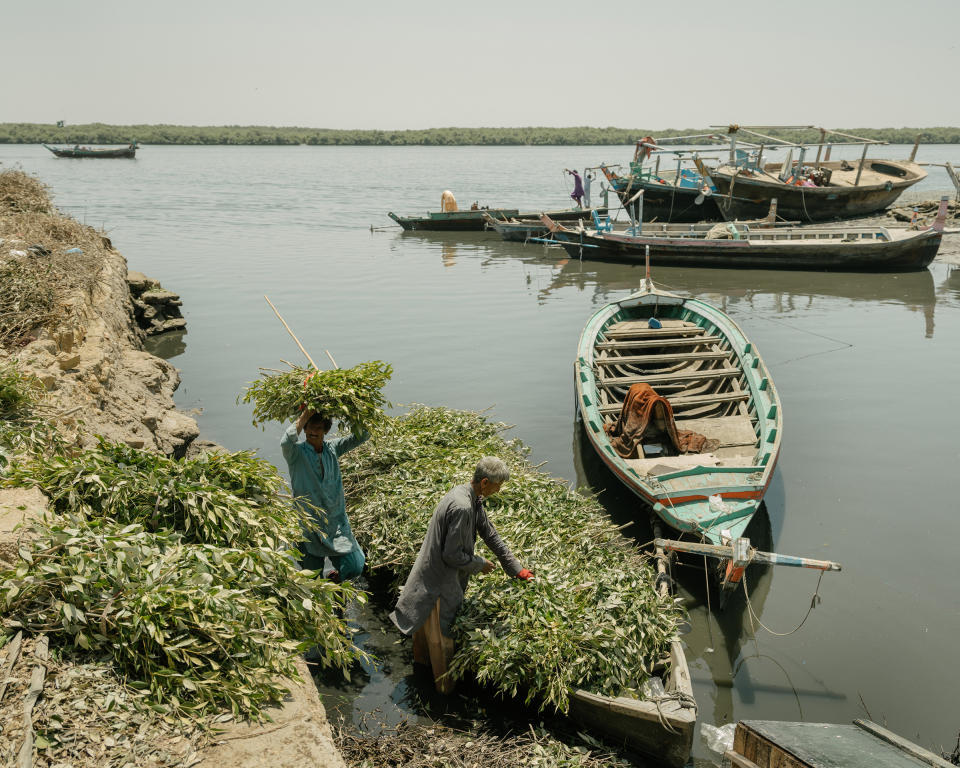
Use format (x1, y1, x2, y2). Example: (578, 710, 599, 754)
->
(280, 422, 368, 579)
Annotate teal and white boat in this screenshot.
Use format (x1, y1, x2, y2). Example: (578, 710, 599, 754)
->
(575, 272, 782, 587)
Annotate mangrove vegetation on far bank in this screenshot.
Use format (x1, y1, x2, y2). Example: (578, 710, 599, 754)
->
(3, 123, 960, 146)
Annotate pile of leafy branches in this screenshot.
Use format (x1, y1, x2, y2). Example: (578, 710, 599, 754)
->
(0, 514, 361, 716)
(6, 438, 303, 549)
(0, 359, 60, 468)
(334, 719, 632, 768)
(240, 361, 392, 434)
(341, 406, 682, 713)
(1, 435, 367, 717)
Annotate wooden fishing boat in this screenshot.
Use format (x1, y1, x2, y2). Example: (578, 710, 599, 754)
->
(710, 157, 927, 222)
(43, 142, 137, 158)
(568, 533, 696, 768)
(726, 719, 954, 768)
(487, 213, 757, 243)
(574, 277, 781, 553)
(542, 198, 949, 272)
(707, 125, 926, 222)
(388, 206, 606, 232)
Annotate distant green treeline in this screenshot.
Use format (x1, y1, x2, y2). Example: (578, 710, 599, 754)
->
(3, 123, 960, 146)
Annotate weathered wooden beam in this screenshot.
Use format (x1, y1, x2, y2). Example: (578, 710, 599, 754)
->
(599, 367, 741, 387)
(603, 326, 706, 340)
(598, 390, 749, 414)
(596, 335, 722, 351)
(596, 351, 730, 366)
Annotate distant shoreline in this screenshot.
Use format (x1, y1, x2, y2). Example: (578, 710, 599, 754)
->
(3, 124, 960, 146)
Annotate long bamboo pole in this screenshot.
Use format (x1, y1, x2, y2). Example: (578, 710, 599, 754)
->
(265, 296, 339, 370)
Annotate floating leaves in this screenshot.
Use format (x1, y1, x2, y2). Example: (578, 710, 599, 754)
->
(341, 406, 682, 713)
(240, 361, 392, 434)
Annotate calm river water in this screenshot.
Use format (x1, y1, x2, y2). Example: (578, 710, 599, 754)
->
(3, 143, 958, 764)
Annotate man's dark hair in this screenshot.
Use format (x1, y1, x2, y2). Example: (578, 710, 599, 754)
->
(307, 413, 333, 431)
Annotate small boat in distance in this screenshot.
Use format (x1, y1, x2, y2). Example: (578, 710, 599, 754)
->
(43, 142, 138, 159)
(388, 206, 607, 231)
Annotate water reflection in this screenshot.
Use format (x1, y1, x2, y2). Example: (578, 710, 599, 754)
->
(143, 329, 187, 360)
(538, 256, 939, 337)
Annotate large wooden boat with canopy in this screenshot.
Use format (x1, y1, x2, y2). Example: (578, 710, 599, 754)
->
(706, 125, 927, 222)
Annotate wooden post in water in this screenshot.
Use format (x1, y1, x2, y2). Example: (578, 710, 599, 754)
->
(853, 144, 869, 186)
(909, 135, 921, 163)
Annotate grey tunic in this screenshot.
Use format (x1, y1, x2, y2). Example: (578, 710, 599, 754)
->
(390, 484, 522, 636)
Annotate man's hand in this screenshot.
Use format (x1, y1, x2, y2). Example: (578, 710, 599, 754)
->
(296, 407, 315, 434)
(480, 559, 495, 574)
(516, 568, 535, 581)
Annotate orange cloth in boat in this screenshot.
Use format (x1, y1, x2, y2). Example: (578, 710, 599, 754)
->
(604, 383, 710, 459)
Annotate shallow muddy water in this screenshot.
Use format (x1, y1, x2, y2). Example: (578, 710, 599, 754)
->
(4, 143, 958, 763)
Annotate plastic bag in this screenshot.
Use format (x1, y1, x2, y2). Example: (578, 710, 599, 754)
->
(701, 722, 736, 754)
(708, 494, 731, 514)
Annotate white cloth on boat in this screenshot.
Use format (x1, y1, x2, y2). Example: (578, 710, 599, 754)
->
(389, 483, 522, 636)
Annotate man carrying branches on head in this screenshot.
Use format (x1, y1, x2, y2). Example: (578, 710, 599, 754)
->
(281, 406, 369, 582)
(389, 456, 534, 693)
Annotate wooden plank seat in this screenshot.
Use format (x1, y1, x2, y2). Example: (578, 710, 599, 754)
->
(596, 351, 730, 366)
(599, 367, 741, 387)
(674, 415, 757, 447)
(603, 326, 707, 340)
(597, 391, 750, 415)
(595, 335, 722, 351)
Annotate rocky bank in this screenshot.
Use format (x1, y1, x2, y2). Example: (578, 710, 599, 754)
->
(0, 172, 346, 768)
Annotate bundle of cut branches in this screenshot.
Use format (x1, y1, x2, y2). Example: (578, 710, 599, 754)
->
(341, 406, 682, 713)
(240, 360, 392, 434)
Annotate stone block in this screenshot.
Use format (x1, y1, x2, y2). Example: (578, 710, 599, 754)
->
(57, 352, 81, 370)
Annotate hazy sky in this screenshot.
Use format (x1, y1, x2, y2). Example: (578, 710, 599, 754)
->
(6, 0, 959, 129)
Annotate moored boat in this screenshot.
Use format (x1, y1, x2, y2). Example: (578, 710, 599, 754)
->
(568, 533, 696, 767)
(708, 125, 927, 221)
(542, 197, 949, 272)
(43, 142, 137, 159)
(574, 277, 781, 553)
(388, 206, 607, 232)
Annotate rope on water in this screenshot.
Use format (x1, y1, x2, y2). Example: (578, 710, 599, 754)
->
(743, 567, 825, 638)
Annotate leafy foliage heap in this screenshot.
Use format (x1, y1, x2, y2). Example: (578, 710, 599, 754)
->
(241, 361, 392, 433)
(6, 439, 303, 548)
(341, 406, 682, 713)
(0, 360, 59, 467)
(1, 514, 360, 716)
(1, 436, 366, 716)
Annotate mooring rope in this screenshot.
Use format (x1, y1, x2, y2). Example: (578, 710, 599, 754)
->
(743, 568, 825, 638)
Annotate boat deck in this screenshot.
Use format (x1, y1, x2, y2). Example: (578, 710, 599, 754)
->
(594, 317, 761, 476)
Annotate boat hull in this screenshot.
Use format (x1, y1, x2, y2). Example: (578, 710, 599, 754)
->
(711, 160, 925, 222)
(569, 638, 696, 768)
(44, 144, 136, 158)
(612, 177, 724, 222)
(389, 207, 607, 231)
(553, 228, 942, 272)
(574, 288, 781, 546)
